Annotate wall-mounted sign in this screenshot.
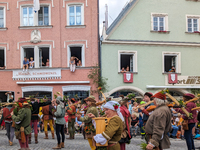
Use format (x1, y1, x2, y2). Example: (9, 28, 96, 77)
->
(168, 74, 178, 84)
(166, 75, 200, 85)
(124, 73, 133, 83)
(13, 68, 61, 80)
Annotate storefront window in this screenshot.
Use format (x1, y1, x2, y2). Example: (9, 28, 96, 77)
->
(23, 91, 52, 100)
(64, 91, 89, 100)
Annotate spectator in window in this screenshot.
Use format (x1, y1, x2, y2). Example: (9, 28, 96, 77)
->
(23, 57, 29, 71)
(69, 56, 76, 72)
(0, 66, 5, 69)
(74, 57, 79, 66)
(46, 59, 49, 67)
(120, 67, 126, 73)
(29, 57, 34, 68)
(169, 66, 176, 72)
(126, 66, 130, 72)
(77, 60, 82, 66)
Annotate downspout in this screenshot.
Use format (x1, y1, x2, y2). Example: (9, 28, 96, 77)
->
(97, 0, 101, 76)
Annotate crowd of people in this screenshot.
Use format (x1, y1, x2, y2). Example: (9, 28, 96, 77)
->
(0, 91, 200, 150)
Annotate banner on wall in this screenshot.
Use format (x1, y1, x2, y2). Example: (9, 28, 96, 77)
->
(13, 68, 61, 80)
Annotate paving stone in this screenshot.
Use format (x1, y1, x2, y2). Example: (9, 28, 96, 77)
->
(0, 130, 200, 150)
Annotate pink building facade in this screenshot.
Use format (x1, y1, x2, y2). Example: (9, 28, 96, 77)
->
(0, 0, 99, 102)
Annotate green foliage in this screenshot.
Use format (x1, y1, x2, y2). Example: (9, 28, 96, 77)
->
(63, 95, 69, 103)
(140, 142, 148, 150)
(54, 94, 57, 99)
(191, 89, 200, 96)
(88, 64, 108, 94)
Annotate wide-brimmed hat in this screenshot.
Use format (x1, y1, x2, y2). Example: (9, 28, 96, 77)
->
(183, 93, 195, 99)
(22, 101, 31, 106)
(4, 102, 16, 106)
(84, 95, 96, 103)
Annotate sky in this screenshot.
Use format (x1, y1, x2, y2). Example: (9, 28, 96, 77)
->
(99, 0, 129, 34)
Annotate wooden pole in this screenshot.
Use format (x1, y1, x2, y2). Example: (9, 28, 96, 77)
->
(138, 100, 154, 109)
(165, 93, 190, 118)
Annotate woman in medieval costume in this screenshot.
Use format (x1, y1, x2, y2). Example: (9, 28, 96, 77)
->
(88, 100, 124, 150)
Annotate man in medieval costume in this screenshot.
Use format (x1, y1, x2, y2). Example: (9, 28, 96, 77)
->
(42, 102, 55, 139)
(145, 92, 172, 150)
(66, 98, 76, 139)
(29, 97, 51, 144)
(77, 96, 98, 150)
(11, 101, 32, 150)
(0, 101, 15, 146)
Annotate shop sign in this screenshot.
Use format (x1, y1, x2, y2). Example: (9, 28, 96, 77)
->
(166, 75, 200, 85)
(123, 73, 133, 83)
(13, 68, 61, 80)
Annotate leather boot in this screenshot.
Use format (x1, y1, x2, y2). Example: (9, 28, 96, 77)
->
(44, 131, 48, 139)
(51, 131, 55, 139)
(52, 143, 61, 149)
(61, 142, 64, 148)
(35, 134, 38, 144)
(9, 140, 13, 146)
(28, 134, 31, 144)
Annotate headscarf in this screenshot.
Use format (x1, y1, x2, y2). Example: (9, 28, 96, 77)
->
(103, 101, 124, 122)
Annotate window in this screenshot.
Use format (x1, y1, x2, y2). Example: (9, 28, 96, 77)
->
(64, 91, 89, 100)
(39, 47, 49, 67)
(151, 13, 168, 31)
(22, 46, 51, 68)
(0, 49, 5, 68)
(188, 18, 199, 32)
(162, 52, 181, 73)
(22, 7, 34, 26)
(118, 51, 137, 72)
(153, 17, 164, 31)
(21, 6, 50, 26)
(0, 7, 4, 28)
(67, 5, 84, 26)
(23, 91, 52, 100)
(38, 6, 49, 26)
(68, 45, 85, 67)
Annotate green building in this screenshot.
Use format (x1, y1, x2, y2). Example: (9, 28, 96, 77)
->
(101, 0, 200, 99)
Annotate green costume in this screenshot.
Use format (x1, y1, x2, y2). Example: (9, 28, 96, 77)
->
(101, 116, 123, 150)
(79, 106, 99, 138)
(12, 107, 32, 135)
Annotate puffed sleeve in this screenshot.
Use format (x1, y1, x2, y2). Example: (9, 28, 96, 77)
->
(102, 117, 120, 141)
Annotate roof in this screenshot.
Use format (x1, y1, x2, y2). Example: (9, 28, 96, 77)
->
(106, 0, 137, 35)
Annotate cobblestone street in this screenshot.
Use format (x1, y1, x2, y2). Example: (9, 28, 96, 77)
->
(0, 130, 200, 150)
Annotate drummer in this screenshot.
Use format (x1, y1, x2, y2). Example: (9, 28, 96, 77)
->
(88, 101, 124, 150)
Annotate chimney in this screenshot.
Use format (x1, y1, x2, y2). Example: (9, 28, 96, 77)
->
(105, 4, 108, 30)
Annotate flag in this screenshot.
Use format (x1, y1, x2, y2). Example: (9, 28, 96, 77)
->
(33, 0, 40, 13)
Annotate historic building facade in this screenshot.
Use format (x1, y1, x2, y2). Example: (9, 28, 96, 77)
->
(0, 0, 99, 102)
(101, 0, 200, 99)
